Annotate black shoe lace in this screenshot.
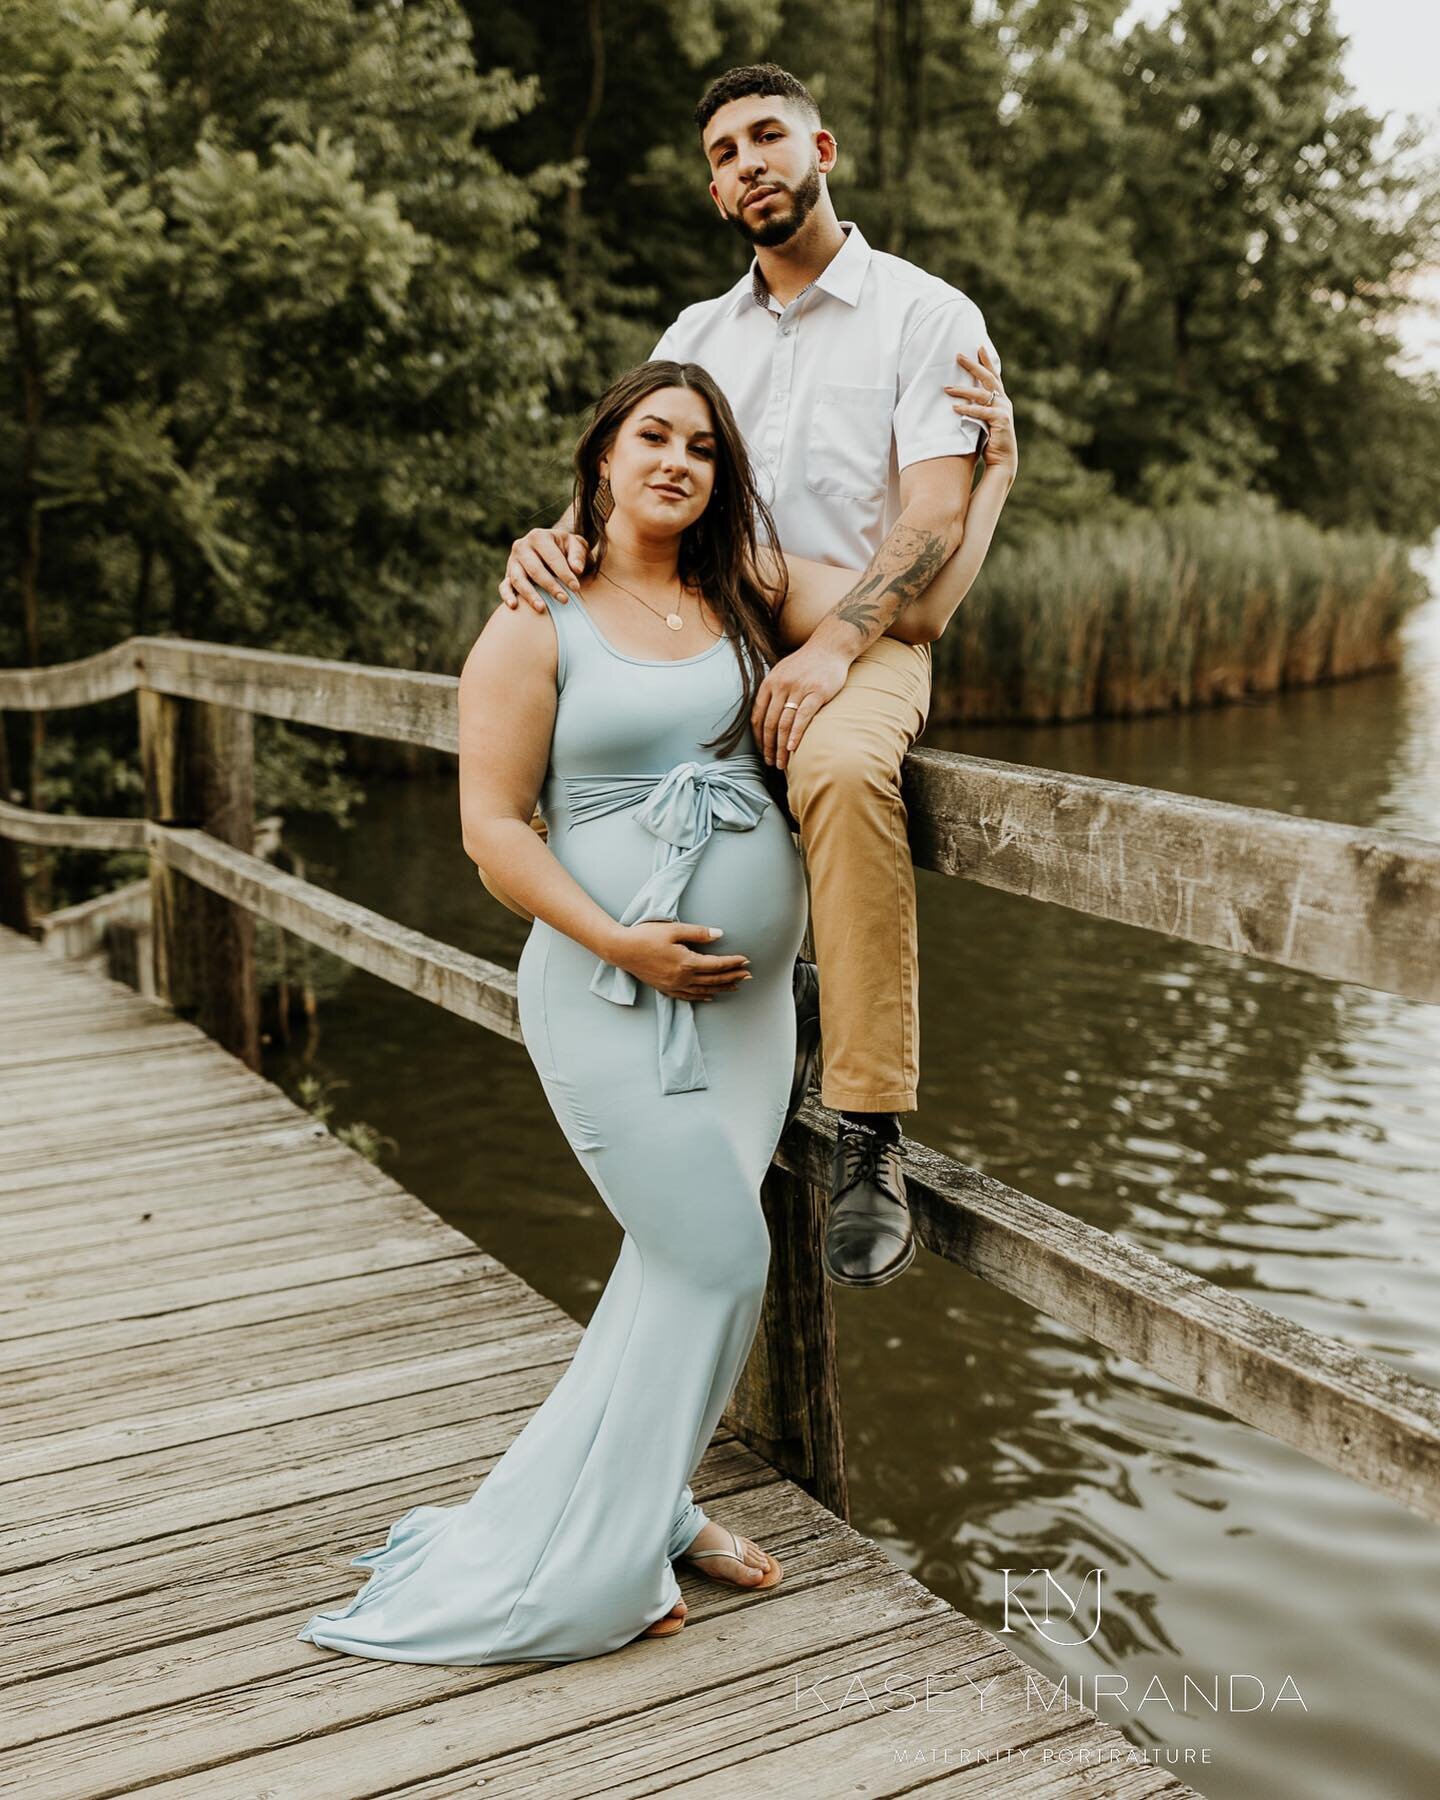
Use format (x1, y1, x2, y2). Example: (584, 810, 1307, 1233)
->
(837, 1125, 896, 1199)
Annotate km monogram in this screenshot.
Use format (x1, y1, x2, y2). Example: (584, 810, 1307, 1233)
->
(999, 1567, 1104, 1646)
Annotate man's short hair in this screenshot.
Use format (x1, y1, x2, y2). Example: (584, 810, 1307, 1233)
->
(694, 63, 821, 137)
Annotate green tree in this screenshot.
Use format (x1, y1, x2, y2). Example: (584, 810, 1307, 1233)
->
(466, 0, 784, 392)
(1107, 0, 1440, 530)
(0, 0, 573, 701)
(0, 0, 168, 804)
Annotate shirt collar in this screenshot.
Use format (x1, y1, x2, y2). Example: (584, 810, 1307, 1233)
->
(726, 220, 872, 316)
(813, 220, 871, 305)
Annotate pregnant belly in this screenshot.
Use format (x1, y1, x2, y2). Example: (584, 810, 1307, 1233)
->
(550, 806, 808, 983)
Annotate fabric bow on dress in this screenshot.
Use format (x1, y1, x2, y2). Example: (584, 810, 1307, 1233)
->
(563, 759, 771, 1094)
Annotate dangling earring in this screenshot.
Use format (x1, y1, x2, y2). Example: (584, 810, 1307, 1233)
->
(595, 475, 614, 521)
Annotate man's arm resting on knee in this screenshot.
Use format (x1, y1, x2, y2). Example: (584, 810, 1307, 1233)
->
(821, 455, 976, 650)
(752, 456, 973, 767)
(775, 449, 1008, 653)
(884, 457, 1015, 646)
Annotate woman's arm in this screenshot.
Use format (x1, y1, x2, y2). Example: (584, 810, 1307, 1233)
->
(458, 603, 612, 954)
(458, 606, 751, 1001)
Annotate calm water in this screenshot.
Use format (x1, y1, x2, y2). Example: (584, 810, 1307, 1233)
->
(268, 577, 1440, 1800)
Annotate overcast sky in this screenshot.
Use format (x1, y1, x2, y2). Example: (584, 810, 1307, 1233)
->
(1118, 0, 1440, 369)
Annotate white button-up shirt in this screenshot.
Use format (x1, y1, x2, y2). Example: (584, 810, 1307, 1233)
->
(650, 221, 998, 569)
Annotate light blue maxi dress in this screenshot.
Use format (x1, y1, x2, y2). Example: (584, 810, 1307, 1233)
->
(295, 586, 809, 1664)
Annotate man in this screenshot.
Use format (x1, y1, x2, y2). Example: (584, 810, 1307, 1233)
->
(498, 63, 1003, 1290)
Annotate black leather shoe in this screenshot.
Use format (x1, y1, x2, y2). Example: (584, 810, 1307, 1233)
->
(823, 1120, 915, 1287)
(783, 959, 822, 1134)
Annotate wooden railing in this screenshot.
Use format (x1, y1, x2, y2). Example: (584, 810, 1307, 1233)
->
(3, 635, 1439, 1531)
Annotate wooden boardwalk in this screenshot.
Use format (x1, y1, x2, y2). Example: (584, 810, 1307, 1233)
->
(0, 928, 1198, 1799)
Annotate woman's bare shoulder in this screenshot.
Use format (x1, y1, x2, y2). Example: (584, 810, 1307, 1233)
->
(461, 597, 559, 688)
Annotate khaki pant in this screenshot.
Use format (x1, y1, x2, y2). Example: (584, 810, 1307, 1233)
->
(478, 634, 932, 1113)
(784, 636, 930, 1112)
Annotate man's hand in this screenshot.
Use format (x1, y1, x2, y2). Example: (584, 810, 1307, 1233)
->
(752, 639, 853, 770)
(500, 527, 590, 612)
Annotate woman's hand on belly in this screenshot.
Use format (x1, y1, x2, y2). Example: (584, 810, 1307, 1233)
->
(614, 920, 753, 1001)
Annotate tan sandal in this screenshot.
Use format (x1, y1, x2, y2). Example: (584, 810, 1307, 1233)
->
(684, 1526, 783, 1590)
(640, 1598, 687, 1638)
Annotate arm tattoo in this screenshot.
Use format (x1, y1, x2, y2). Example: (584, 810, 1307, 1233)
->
(830, 524, 949, 645)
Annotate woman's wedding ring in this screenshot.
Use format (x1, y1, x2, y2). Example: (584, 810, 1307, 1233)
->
(781, 701, 799, 712)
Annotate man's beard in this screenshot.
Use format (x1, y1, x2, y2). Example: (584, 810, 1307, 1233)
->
(724, 162, 822, 248)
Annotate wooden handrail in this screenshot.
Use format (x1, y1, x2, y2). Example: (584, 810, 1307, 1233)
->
(5, 636, 1438, 999)
(0, 799, 145, 852)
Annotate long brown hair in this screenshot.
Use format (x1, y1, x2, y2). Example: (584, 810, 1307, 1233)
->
(571, 360, 788, 760)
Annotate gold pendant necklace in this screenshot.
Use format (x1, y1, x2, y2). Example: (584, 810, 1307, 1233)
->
(596, 566, 686, 631)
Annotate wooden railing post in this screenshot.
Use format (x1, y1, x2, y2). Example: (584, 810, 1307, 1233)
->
(730, 1149, 849, 1520)
(726, 897, 848, 1520)
(0, 714, 30, 933)
(138, 688, 260, 1068)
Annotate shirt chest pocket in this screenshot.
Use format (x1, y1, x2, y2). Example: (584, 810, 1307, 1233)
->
(805, 382, 894, 500)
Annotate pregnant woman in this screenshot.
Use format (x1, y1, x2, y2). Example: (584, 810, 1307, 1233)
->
(295, 353, 1013, 1663)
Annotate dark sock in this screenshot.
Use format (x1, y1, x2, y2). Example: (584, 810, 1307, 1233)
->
(841, 1109, 901, 1145)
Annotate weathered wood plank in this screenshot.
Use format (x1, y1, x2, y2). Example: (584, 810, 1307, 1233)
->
(6, 1284, 548, 1433)
(0, 1252, 498, 1376)
(905, 745, 1440, 1002)
(2, 1356, 574, 1562)
(0, 1229, 467, 1343)
(0, 1144, 382, 1235)
(138, 635, 458, 752)
(146, 823, 522, 1040)
(0, 641, 140, 709)
(6, 1566, 941, 1799)
(0, 1091, 312, 1157)
(3, 1190, 427, 1297)
(0, 1434, 764, 1672)
(1, 1053, 245, 1105)
(34, 878, 150, 970)
(0, 1443, 785, 1745)
(0, 798, 145, 851)
(0, 1157, 392, 1247)
(0, 1094, 315, 1175)
(0, 1052, 260, 1116)
(382, 1625, 1193, 1800)
(8, 1322, 580, 1489)
(0, 1119, 336, 1203)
